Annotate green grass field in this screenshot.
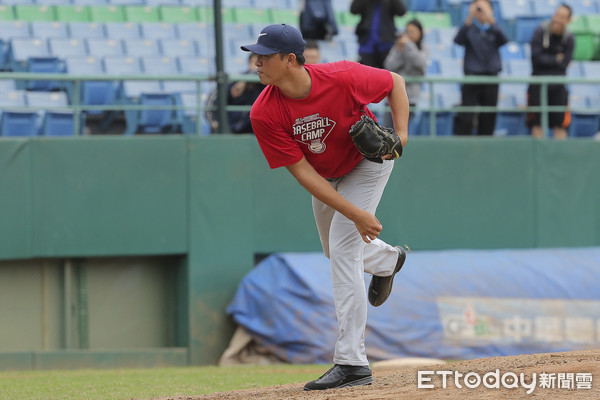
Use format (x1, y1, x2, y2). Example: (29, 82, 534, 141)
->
(0, 365, 324, 400)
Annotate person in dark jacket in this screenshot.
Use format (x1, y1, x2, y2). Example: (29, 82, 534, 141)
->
(350, 0, 407, 68)
(453, 0, 508, 136)
(205, 53, 265, 134)
(527, 4, 574, 139)
(300, 0, 338, 41)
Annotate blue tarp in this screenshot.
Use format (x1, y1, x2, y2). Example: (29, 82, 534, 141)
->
(227, 248, 600, 363)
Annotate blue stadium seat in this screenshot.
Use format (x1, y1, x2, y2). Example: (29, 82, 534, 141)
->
(49, 38, 87, 59)
(412, 0, 438, 12)
(415, 88, 458, 136)
(176, 22, 208, 38)
(432, 27, 458, 47)
(225, 54, 250, 74)
(435, 56, 462, 97)
(104, 22, 142, 40)
(0, 80, 16, 92)
(424, 28, 440, 48)
(0, 21, 30, 70)
(134, 92, 178, 134)
(70, 0, 108, 5)
(123, 38, 161, 57)
(581, 61, 600, 79)
(223, 23, 254, 44)
(0, 21, 30, 42)
(180, 0, 211, 5)
(222, 0, 254, 7)
(495, 92, 528, 135)
(0, 91, 38, 137)
(500, 82, 527, 107)
(30, 22, 69, 39)
(514, 16, 546, 43)
(25, 57, 64, 91)
(104, 55, 162, 134)
(498, 0, 535, 41)
(506, 58, 531, 76)
(498, 0, 534, 19)
(502, 60, 529, 112)
(177, 23, 214, 56)
(8, 37, 51, 72)
(178, 55, 214, 75)
(25, 91, 85, 136)
(104, 57, 162, 103)
(429, 42, 454, 59)
(86, 38, 125, 57)
(331, 0, 350, 12)
(569, 1, 599, 14)
(530, 0, 557, 17)
(569, 93, 600, 138)
(567, 60, 584, 78)
(261, 0, 293, 8)
(158, 38, 198, 57)
(426, 58, 440, 75)
(500, 41, 526, 60)
(344, 39, 358, 61)
(179, 91, 211, 135)
(64, 55, 115, 115)
(142, 55, 190, 93)
(570, 83, 599, 104)
(140, 22, 178, 39)
(108, 0, 145, 5)
(316, 39, 346, 62)
(36, 0, 71, 4)
(145, 0, 182, 5)
(68, 22, 106, 39)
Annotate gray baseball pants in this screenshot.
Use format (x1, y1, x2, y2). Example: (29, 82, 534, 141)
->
(312, 159, 400, 366)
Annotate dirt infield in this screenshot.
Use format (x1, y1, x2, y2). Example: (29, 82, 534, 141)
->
(158, 350, 599, 400)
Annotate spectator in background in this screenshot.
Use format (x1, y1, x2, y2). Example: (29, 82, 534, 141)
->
(527, 4, 574, 139)
(300, 0, 338, 41)
(453, 0, 508, 136)
(350, 0, 407, 69)
(304, 40, 322, 64)
(383, 19, 428, 129)
(206, 53, 265, 134)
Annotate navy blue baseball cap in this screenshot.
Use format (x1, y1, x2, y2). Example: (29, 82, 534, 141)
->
(241, 24, 306, 55)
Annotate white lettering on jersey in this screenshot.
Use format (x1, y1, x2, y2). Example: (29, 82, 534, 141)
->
(292, 113, 336, 154)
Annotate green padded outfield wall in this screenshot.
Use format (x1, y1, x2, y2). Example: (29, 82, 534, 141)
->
(0, 136, 599, 368)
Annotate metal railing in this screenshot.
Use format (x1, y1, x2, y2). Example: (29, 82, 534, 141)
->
(0, 72, 598, 137)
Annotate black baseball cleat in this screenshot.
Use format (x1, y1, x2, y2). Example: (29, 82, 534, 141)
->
(368, 246, 406, 307)
(303, 364, 373, 391)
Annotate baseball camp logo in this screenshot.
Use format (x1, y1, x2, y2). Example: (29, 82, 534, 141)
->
(293, 113, 336, 154)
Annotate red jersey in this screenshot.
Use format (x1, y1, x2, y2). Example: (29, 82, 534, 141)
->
(250, 61, 393, 179)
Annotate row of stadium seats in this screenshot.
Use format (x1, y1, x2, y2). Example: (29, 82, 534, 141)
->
(0, 22, 597, 75)
(4, 1, 600, 25)
(1, 3, 599, 52)
(4, 34, 211, 68)
(4, 0, 600, 14)
(1, 0, 598, 136)
(0, 85, 209, 137)
(0, 0, 295, 7)
(409, 85, 599, 138)
(0, 89, 85, 136)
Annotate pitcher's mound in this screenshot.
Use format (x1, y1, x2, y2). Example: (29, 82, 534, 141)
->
(372, 357, 446, 371)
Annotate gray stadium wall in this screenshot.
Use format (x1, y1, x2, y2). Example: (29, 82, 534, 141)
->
(0, 136, 599, 369)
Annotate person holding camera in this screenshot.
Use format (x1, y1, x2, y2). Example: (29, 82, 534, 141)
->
(453, 0, 508, 136)
(383, 19, 428, 130)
